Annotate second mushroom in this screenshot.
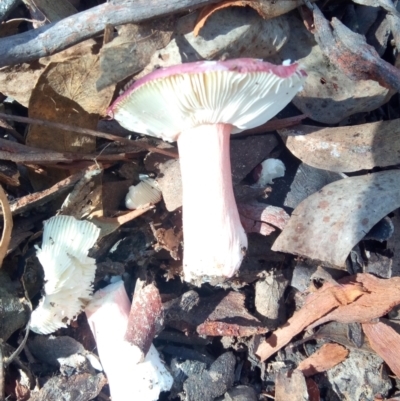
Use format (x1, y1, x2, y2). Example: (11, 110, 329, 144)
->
(108, 58, 306, 284)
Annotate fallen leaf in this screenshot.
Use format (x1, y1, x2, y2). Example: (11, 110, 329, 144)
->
(363, 320, 400, 378)
(272, 171, 400, 267)
(281, 120, 400, 172)
(28, 54, 114, 152)
(97, 18, 175, 90)
(310, 274, 400, 327)
(313, 5, 400, 92)
(0, 61, 46, 107)
(297, 343, 349, 376)
(275, 369, 308, 401)
(0, 40, 96, 107)
(26, 52, 115, 188)
(256, 282, 364, 361)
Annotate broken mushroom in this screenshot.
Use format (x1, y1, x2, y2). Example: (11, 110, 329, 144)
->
(85, 280, 173, 401)
(30, 215, 100, 334)
(108, 58, 306, 284)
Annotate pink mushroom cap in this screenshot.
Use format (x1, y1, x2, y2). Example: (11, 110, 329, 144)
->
(107, 58, 307, 142)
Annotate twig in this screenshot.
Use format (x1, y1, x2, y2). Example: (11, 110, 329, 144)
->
(0, 0, 219, 67)
(3, 319, 30, 368)
(0, 113, 178, 158)
(0, 185, 12, 267)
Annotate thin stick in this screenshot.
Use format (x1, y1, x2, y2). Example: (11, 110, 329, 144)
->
(3, 319, 30, 368)
(0, 185, 12, 267)
(0, 113, 178, 158)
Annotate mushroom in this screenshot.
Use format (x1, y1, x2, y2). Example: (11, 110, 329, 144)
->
(85, 280, 173, 401)
(108, 58, 306, 284)
(30, 215, 100, 334)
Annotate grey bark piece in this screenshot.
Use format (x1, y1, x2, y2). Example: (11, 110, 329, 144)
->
(0, 0, 220, 67)
(273, 170, 400, 267)
(28, 373, 106, 401)
(281, 120, 400, 173)
(255, 270, 288, 329)
(278, 13, 392, 124)
(183, 352, 236, 401)
(275, 369, 308, 401)
(284, 163, 344, 209)
(324, 350, 391, 401)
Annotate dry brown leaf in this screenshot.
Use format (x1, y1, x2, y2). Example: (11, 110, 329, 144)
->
(0, 40, 96, 108)
(97, 18, 175, 90)
(297, 343, 349, 376)
(272, 170, 400, 267)
(311, 274, 400, 327)
(281, 120, 400, 172)
(256, 282, 364, 361)
(275, 369, 308, 401)
(0, 185, 12, 267)
(26, 53, 115, 188)
(363, 320, 400, 378)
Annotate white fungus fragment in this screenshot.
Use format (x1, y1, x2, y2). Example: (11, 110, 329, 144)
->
(125, 176, 162, 210)
(30, 215, 100, 335)
(257, 158, 286, 186)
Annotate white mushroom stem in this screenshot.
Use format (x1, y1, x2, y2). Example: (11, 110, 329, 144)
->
(177, 123, 247, 283)
(85, 281, 173, 401)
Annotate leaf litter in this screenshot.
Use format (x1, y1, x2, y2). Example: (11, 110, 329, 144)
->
(1, 0, 400, 400)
